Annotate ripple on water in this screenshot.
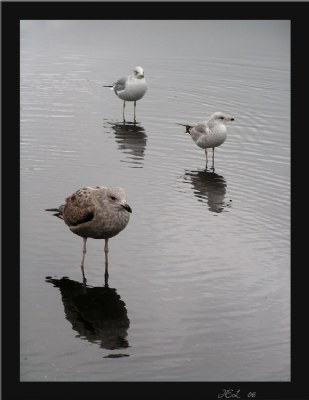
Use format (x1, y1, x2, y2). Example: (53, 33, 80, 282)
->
(20, 25, 290, 381)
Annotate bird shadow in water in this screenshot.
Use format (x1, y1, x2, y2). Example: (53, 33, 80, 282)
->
(183, 169, 232, 213)
(106, 121, 147, 167)
(45, 276, 130, 355)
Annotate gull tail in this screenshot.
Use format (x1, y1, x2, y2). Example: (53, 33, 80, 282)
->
(176, 123, 191, 133)
(103, 85, 113, 88)
(45, 205, 65, 220)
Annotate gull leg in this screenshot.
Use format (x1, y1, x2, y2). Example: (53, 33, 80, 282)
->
(134, 101, 137, 124)
(80, 237, 87, 282)
(205, 149, 208, 169)
(104, 272, 109, 287)
(104, 238, 109, 280)
(212, 148, 215, 171)
(123, 101, 126, 123)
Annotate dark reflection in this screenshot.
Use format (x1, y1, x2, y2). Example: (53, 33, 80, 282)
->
(183, 169, 232, 213)
(45, 276, 130, 351)
(109, 121, 147, 167)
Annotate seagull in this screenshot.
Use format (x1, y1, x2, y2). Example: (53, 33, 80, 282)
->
(103, 66, 147, 123)
(46, 186, 132, 282)
(178, 112, 235, 170)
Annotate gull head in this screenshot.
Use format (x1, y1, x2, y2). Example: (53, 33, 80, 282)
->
(133, 66, 145, 79)
(210, 112, 235, 125)
(207, 111, 234, 128)
(106, 187, 132, 213)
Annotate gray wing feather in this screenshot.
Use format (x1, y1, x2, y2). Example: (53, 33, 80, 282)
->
(114, 77, 127, 94)
(192, 124, 208, 134)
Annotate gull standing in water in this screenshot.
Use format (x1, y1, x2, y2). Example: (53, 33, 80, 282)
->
(103, 66, 147, 123)
(178, 112, 235, 170)
(46, 186, 132, 282)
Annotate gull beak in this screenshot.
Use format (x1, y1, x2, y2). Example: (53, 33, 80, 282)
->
(122, 203, 132, 213)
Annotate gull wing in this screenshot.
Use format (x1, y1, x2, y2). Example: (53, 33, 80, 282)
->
(113, 77, 127, 94)
(190, 123, 209, 135)
(63, 189, 95, 227)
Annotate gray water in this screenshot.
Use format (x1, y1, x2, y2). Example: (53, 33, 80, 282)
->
(20, 20, 290, 381)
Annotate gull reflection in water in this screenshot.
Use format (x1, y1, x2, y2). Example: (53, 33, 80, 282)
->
(45, 276, 130, 355)
(183, 169, 232, 213)
(109, 121, 147, 168)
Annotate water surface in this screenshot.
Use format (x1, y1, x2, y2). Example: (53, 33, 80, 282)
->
(20, 20, 290, 381)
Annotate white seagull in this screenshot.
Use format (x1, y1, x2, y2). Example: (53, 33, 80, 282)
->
(178, 112, 235, 169)
(103, 66, 147, 123)
(46, 186, 132, 282)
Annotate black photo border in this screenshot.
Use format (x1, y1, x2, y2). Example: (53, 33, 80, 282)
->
(1, 1, 305, 399)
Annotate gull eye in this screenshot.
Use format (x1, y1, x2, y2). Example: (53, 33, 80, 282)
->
(110, 196, 117, 200)
(220, 116, 224, 119)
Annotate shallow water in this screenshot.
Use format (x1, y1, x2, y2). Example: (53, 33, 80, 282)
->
(20, 20, 290, 381)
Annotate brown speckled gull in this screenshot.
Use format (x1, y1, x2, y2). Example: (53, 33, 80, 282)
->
(178, 112, 235, 170)
(46, 186, 132, 281)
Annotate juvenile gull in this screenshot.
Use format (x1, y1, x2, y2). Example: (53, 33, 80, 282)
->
(178, 112, 235, 170)
(103, 66, 147, 123)
(46, 186, 132, 281)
